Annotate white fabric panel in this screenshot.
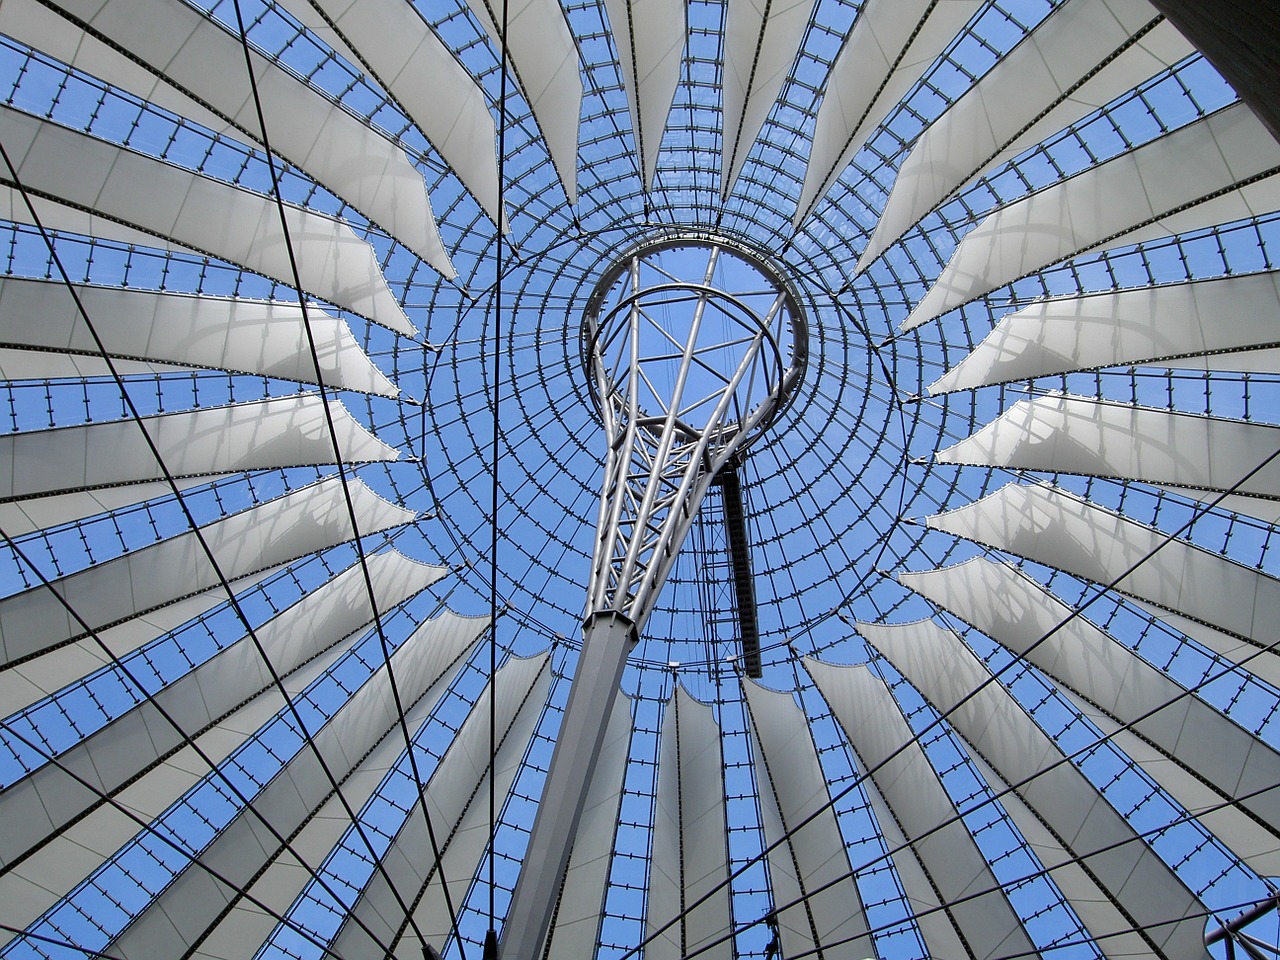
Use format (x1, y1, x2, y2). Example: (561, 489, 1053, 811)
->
(932, 271, 1280, 393)
(937, 395, 1280, 503)
(0, 0, 222, 132)
(0, 348, 186, 382)
(272, 0, 501, 224)
(646, 686, 732, 960)
(858, 770, 969, 960)
(794, 0, 982, 225)
(465, 0, 581, 203)
(1132, 600, 1280, 691)
(903, 102, 1280, 330)
(603, 0, 685, 191)
(332, 652, 551, 959)
(0, 396, 396, 506)
(0, 564, 285, 717)
(192, 611, 491, 960)
(107, 607, 479, 959)
(960, 743, 1157, 960)
(0, 107, 414, 334)
(0, 476, 416, 666)
(543, 692, 632, 958)
(1063, 685, 1280, 876)
(927, 482, 1280, 644)
(860, 0, 1191, 270)
(1154, 486, 1280, 525)
(0, 551, 442, 871)
(16, 0, 453, 275)
(807, 657, 1035, 960)
(721, 0, 814, 197)
(859, 618, 1211, 959)
(901, 558, 1280, 873)
(743, 680, 874, 959)
(0, 477, 218, 538)
(0, 277, 397, 396)
(0, 615, 365, 951)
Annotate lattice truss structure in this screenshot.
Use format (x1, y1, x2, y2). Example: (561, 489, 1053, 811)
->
(1, 0, 1280, 958)
(582, 237, 806, 627)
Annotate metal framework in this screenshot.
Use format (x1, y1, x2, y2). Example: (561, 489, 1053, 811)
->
(3, 1, 1280, 959)
(582, 235, 806, 630)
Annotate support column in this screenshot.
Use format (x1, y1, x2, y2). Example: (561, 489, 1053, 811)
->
(499, 610, 635, 958)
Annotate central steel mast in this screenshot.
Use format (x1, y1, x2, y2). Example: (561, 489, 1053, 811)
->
(502, 236, 806, 957)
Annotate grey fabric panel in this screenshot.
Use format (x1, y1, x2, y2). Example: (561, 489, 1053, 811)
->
(904, 102, 1280, 330)
(0, 551, 442, 869)
(862, 0, 1189, 268)
(271, 0, 501, 223)
(0, 395, 396, 503)
(602, 0, 685, 190)
(743, 680, 875, 959)
(795, 0, 983, 225)
(105, 609, 482, 958)
(542, 692, 632, 958)
(0, 277, 397, 396)
(6, 0, 452, 274)
(931, 271, 1280, 394)
(903, 558, 1280, 874)
(0, 106, 413, 333)
(808, 657, 1036, 960)
(463, 0, 581, 203)
(332, 652, 552, 959)
(860, 618, 1210, 959)
(721, 0, 814, 196)
(646, 685, 732, 960)
(0, 476, 415, 665)
(0, 613, 364, 949)
(926, 482, 1280, 644)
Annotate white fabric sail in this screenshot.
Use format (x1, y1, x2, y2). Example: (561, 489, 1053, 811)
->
(0, 277, 397, 395)
(3, 0, 454, 276)
(271, 0, 502, 225)
(0, 611, 366, 951)
(0, 106, 415, 334)
(721, 0, 815, 198)
(0, 558, 458, 947)
(807, 657, 1038, 960)
(0, 395, 396, 504)
(936, 395, 1280, 508)
(542, 692, 632, 957)
(331, 652, 552, 959)
(189, 612, 488, 960)
(901, 558, 1280, 874)
(603, 0, 685, 191)
(859, 618, 1212, 959)
(646, 685, 733, 960)
(903, 102, 1280, 330)
(105, 605, 479, 958)
(931, 271, 1280, 393)
(465, 0, 581, 204)
(0, 551, 443, 870)
(0, 476, 416, 666)
(927, 482, 1280, 644)
(742, 680, 874, 960)
(859, 0, 1191, 270)
(794, 0, 983, 226)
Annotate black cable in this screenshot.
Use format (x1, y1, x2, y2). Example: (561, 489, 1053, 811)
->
(487, 0, 514, 940)
(0, 922, 128, 960)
